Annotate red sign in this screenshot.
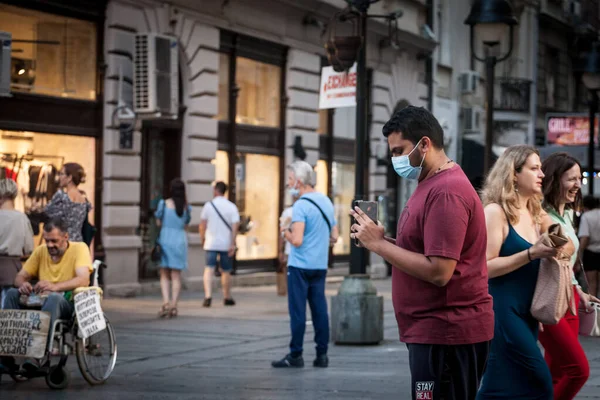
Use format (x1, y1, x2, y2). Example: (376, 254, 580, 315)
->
(546, 114, 598, 146)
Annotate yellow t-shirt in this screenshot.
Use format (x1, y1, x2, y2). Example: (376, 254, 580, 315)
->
(24, 242, 92, 283)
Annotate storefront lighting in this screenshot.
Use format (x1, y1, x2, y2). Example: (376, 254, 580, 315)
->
(17, 68, 25, 75)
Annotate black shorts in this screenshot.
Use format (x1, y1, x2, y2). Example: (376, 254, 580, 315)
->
(407, 341, 490, 400)
(583, 249, 600, 272)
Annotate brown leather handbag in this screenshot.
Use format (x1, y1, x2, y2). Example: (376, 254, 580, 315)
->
(531, 223, 576, 325)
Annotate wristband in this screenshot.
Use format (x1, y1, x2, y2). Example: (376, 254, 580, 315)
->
(527, 248, 533, 261)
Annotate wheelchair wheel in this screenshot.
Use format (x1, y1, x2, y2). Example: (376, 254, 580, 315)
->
(45, 365, 70, 390)
(75, 313, 117, 385)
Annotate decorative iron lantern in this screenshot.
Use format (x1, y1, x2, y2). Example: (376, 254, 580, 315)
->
(325, 10, 363, 72)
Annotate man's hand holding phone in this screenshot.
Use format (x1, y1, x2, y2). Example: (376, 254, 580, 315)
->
(350, 201, 384, 251)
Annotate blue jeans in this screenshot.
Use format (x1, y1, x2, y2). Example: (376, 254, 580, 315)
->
(205, 251, 233, 272)
(288, 266, 329, 357)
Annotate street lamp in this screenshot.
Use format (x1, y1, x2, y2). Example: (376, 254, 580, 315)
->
(578, 41, 600, 195)
(465, 0, 518, 175)
(325, 0, 401, 275)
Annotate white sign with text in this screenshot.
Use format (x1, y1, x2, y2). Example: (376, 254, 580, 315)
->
(0, 310, 50, 359)
(318, 63, 357, 109)
(74, 289, 106, 339)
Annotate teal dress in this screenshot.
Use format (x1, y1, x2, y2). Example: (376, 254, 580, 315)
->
(477, 223, 553, 399)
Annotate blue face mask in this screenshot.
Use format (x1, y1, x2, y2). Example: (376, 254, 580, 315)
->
(288, 187, 300, 197)
(391, 139, 425, 180)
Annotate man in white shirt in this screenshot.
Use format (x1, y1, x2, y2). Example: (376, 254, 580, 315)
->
(199, 182, 240, 307)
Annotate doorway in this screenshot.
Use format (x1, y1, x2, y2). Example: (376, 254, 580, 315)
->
(138, 125, 182, 281)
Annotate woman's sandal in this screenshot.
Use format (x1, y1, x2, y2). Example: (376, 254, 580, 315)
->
(169, 307, 178, 318)
(158, 303, 170, 318)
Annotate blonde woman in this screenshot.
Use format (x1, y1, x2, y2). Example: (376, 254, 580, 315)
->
(477, 146, 557, 400)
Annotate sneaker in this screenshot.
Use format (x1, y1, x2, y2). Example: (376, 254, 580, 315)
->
(224, 298, 236, 306)
(203, 298, 212, 308)
(313, 354, 329, 368)
(271, 354, 304, 368)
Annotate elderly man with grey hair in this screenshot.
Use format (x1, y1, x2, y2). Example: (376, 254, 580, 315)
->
(0, 179, 34, 308)
(272, 160, 338, 369)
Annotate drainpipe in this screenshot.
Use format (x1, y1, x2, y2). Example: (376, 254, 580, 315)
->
(529, 4, 540, 146)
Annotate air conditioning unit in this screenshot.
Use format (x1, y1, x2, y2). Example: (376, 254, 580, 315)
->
(0, 31, 11, 97)
(134, 33, 178, 118)
(459, 71, 479, 95)
(462, 106, 482, 132)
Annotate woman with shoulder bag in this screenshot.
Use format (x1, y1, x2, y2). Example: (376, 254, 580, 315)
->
(478, 145, 556, 400)
(539, 152, 599, 400)
(154, 179, 192, 318)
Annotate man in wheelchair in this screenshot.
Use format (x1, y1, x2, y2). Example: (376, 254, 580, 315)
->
(0, 217, 92, 371)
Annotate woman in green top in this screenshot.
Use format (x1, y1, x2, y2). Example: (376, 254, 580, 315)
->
(540, 152, 599, 400)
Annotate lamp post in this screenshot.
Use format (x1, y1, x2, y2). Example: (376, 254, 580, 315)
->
(465, 0, 517, 175)
(579, 42, 600, 195)
(326, 0, 400, 275)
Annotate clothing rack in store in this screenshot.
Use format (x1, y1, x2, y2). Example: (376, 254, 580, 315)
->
(1, 153, 19, 176)
(18, 154, 65, 170)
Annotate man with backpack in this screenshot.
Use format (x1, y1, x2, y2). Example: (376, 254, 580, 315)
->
(199, 181, 240, 307)
(272, 161, 338, 369)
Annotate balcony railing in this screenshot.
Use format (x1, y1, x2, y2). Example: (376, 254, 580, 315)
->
(493, 78, 532, 113)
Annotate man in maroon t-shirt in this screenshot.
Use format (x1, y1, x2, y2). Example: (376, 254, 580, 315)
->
(351, 106, 493, 400)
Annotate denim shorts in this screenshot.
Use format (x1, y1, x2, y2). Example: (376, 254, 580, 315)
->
(206, 251, 233, 272)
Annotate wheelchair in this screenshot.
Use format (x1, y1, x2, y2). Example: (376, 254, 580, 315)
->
(0, 260, 117, 389)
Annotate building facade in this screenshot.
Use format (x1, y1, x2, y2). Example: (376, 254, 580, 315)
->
(98, 0, 435, 295)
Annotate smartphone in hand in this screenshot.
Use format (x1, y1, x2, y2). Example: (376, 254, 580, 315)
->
(353, 200, 378, 246)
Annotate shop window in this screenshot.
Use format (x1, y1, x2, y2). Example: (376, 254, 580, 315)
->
(331, 162, 355, 255)
(0, 130, 96, 228)
(333, 107, 357, 139)
(212, 150, 280, 261)
(212, 150, 229, 184)
(0, 4, 97, 100)
(217, 54, 230, 121)
(315, 160, 328, 196)
(317, 110, 330, 135)
(235, 57, 281, 127)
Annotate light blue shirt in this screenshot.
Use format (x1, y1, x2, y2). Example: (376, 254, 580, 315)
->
(288, 192, 336, 270)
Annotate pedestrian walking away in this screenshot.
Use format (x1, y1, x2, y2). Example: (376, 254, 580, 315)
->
(478, 145, 557, 399)
(539, 152, 596, 400)
(351, 106, 494, 400)
(272, 160, 339, 369)
(199, 181, 240, 307)
(155, 178, 192, 318)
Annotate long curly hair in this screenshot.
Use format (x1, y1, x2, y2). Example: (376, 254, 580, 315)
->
(481, 145, 543, 225)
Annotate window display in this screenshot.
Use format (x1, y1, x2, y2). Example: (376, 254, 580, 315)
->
(212, 150, 280, 261)
(315, 160, 328, 196)
(235, 57, 281, 128)
(0, 4, 97, 100)
(331, 162, 355, 256)
(0, 130, 96, 223)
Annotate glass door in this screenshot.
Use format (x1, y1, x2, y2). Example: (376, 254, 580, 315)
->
(138, 127, 181, 280)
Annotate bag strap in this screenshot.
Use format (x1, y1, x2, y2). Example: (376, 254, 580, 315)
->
(298, 197, 331, 232)
(209, 201, 232, 232)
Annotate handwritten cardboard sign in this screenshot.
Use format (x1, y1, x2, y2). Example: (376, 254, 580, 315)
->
(0, 310, 50, 359)
(74, 288, 106, 339)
